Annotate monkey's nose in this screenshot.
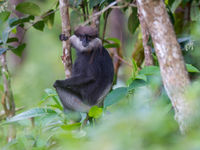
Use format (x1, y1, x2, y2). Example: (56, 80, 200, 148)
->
(82, 41, 88, 47)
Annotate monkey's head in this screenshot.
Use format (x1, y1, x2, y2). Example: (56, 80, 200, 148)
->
(69, 26, 102, 52)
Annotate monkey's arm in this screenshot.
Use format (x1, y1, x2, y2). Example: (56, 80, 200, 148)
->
(53, 75, 95, 88)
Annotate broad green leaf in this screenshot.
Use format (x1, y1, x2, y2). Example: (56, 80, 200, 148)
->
(11, 43, 26, 57)
(88, 106, 103, 119)
(5, 108, 57, 123)
(104, 87, 128, 107)
(43, 9, 55, 29)
(139, 66, 160, 75)
(0, 11, 10, 22)
(33, 21, 45, 31)
(16, 2, 41, 16)
(135, 74, 147, 81)
(61, 123, 81, 130)
(171, 0, 182, 13)
(186, 64, 200, 73)
(128, 79, 146, 91)
(128, 7, 139, 34)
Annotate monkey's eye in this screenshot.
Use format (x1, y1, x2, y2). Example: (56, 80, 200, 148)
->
(87, 36, 93, 41)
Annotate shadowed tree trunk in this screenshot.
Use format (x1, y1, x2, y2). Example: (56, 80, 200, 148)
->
(136, 0, 192, 133)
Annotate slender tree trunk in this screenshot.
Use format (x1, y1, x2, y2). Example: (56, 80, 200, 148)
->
(136, 0, 192, 133)
(137, 6, 153, 66)
(59, 0, 72, 78)
(0, 53, 16, 141)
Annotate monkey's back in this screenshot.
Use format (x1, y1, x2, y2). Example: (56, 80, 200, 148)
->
(72, 47, 114, 105)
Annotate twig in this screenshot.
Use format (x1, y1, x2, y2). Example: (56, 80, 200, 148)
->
(111, 3, 136, 8)
(0, 52, 16, 141)
(82, 1, 119, 26)
(114, 54, 132, 67)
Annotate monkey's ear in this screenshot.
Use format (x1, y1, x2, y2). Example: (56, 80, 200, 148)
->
(59, 34, 68, 41)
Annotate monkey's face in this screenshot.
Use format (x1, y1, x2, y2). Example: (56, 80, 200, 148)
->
(69, 34, 102, 52)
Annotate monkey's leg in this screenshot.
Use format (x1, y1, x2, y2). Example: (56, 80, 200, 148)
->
(55, 87, 90, 112)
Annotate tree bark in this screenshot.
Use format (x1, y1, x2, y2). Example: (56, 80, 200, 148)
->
(59, 0, 72, 78)
(136, 0, 192, 133)
(137, 6, 153, 66)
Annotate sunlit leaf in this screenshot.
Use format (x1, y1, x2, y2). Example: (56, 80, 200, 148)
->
(61, 123, 81, 130)
(0, 11, 10, 22)
(88, 106, 103, 119)
(186, 64, 200, 73)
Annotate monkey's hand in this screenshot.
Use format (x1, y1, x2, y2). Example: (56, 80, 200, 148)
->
(53, 80, 63, 88)
(59, 34, 68, 41)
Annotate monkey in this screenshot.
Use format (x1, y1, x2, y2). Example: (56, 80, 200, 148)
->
(53, 26, 114, 112)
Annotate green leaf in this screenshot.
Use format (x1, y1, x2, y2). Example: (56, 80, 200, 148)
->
(61, 123, 81, 130)
(104, 87, 128, 107)
(128, 7, 139, 34)
(104, 43, 119, 48)
(5, 108, 57, 123)
(139, 66, 160, 75)
(171, 0, 182, 13)
(10, 15, 34, 27)
(135, 74, 147, 81)
(132, 58, 138, 79)
(186, 64, 200, 73)
(0, 11, 10, 22)
(106, 37, 121, 45)
(11, 43, 26, 57)
(33, 21, 45, 31)
(128, 79, 146, 91)
(16, 2, 41, 16)
(88, 106, 103, 119)
(43, 9, 55, 29)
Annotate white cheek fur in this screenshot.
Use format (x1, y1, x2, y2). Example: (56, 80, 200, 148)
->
(69, 35, 102, 52)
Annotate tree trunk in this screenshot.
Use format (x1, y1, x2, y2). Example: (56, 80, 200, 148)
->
(136, 0, 192, 133)
(59, 0, 72, 78)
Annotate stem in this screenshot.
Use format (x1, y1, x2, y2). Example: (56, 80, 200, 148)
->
(0, 52, 16, 141)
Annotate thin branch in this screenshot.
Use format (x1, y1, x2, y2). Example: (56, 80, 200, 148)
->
(82, 1, 119, 26)
(0, 52, 16, 141)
